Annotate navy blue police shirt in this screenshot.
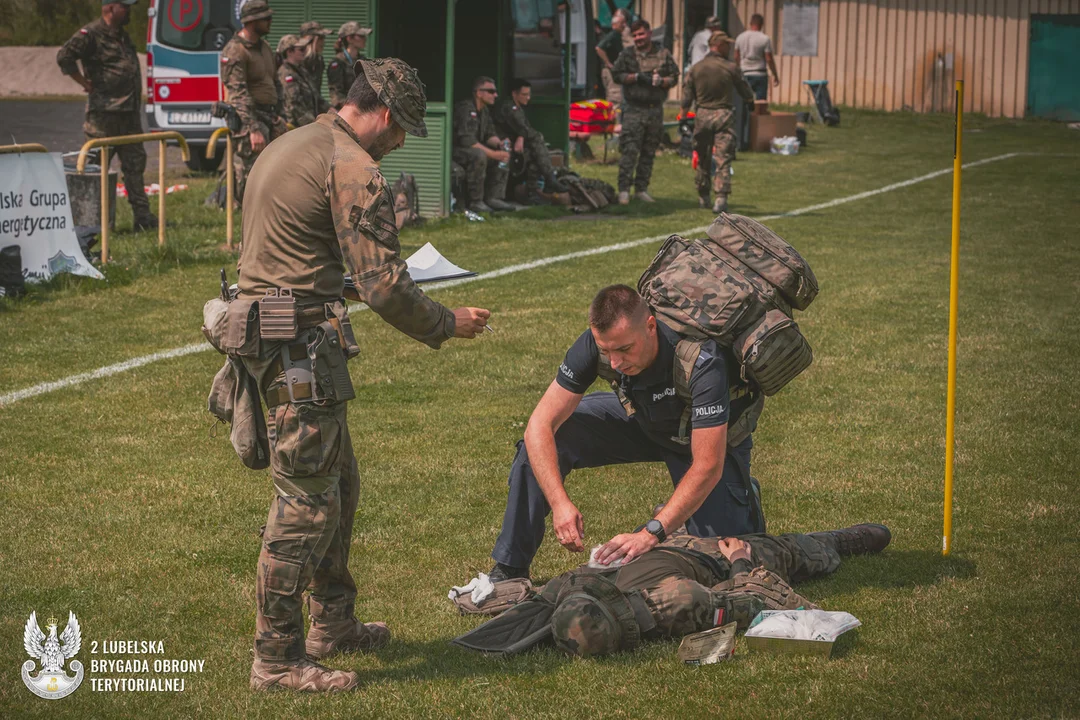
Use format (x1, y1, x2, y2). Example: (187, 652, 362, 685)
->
(556, 321, 747, 453)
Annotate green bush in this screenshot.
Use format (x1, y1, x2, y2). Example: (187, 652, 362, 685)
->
(0, 0, 148, 51)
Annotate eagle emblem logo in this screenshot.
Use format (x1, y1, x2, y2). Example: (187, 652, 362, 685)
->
(22, 611, 84, 700)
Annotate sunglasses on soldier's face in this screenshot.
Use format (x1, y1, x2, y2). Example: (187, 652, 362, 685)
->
(478, 88, 497, 94)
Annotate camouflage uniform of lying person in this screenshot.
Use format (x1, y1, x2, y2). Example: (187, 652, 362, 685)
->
(453, 523, 890, 657)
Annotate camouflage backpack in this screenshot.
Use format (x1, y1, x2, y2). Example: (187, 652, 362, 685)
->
(599, 213, 818, 447)
(390, 172, 424, 230)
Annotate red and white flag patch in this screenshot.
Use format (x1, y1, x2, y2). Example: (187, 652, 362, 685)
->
(713, 607, 724, 627)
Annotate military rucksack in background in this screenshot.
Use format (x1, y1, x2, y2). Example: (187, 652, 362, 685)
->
(391, 172, 424, 230)
(638, 213, 818, 399)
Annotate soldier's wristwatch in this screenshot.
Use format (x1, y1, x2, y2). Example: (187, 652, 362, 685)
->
(644, 519, 666, 543)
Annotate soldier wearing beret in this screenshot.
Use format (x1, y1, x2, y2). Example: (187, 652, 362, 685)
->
(236, 57, 491, 692)
(277, 34, 329, 128)
(57, 0, 157, 231)
(327, 21, 372, 109)
(219, 0, 285, 205)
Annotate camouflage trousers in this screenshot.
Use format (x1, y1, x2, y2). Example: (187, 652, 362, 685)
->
(242, 342, 360, 661)
(520, 130, 556, 190)
(618, 105, 664, 193)
(640, 531, 840, 638)
(232, 112, 286, 206)
(84, 110, 152, 222)
(452, 147, 509, 204)
(692, 107, 737, 199)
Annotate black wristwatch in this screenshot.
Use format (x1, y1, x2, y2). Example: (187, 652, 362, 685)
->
(644, 518, 666, 543)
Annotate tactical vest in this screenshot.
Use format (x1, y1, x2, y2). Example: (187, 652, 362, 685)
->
(599, 213, 819, 447)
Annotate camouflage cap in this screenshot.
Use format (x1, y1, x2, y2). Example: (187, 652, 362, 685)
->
(299, 20, 332, 37)
(704, 15, 724, 29)
(239, 0, 273, 23)
(338, 21, 373, 38)
(276, 34, 310, 54)
(551, 574, 640, 657)
(358, 57, 428, 138)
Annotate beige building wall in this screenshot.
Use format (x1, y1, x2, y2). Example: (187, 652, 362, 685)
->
(629, 0, 1080, 117)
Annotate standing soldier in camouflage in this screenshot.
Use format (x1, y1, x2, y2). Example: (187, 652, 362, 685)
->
(300, 21, 332, 92)
(492, 78, 569, 205)
(327, 22, 371, 109)
(612, 19, 678, 205)
(453, 76, 514, 213)
(57, 0, 157, 231)
(236, 57, 491, 692)
(682, 32, 755, 213)
(277, 34, 329, 128)
(219, 0, 285, 205)
(456, 524, 891, 657)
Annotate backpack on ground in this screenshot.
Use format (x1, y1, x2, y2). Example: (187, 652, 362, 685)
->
(555, 169, 616, 213)
(390, 172, 424, 229)
(599, 213, 818, 447)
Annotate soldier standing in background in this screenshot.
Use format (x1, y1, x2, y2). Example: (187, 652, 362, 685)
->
(612, 19, 678, 205)
(682, 32, 755, 213)
(492, 78, 568, 205)
(299, 21, 332, 92)
(327, 22, 372, 109)
(235, 57, 491, 692)
(57, 0, 157, 231)
(452, 76, 514, 213)
(219, 0, 285, 205)
(277, 34, 329, 128)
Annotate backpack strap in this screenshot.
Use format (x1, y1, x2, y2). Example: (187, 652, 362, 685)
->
(596, 354, 635, 417)
(672, 338, 705, 446)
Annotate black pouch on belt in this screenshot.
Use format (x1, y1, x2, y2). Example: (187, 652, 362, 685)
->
(309, 320, 355, 402)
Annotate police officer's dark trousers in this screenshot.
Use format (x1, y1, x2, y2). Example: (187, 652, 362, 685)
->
(491, 392, 763, 570)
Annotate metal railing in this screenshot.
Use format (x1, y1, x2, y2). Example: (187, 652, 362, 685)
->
(76, 131, 190, 264)
(0, 143, 49, 155)
(206, 127, 234, 249)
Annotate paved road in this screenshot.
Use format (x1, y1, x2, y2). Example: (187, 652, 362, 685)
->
(1, 99, 195, 174)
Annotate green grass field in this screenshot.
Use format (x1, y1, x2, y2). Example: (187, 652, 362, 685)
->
(1, 110, 1078, 718)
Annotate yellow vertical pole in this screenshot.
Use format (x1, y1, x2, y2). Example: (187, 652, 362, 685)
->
(158, 140, 166, 246)
(226, 135, 234, 249)
(943, 80, 964, 556)
(100, 144, 109, 264)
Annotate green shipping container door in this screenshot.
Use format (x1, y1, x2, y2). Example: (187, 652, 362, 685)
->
(380, 110, 448, 217)
(1028, 15, 1080, 121)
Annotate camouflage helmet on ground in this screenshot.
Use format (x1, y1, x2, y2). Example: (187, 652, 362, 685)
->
(239, 0, 273, 23)
(551, 574, 640, 657)
(299, 20, 332, 37)
(358, 57, 429, 138)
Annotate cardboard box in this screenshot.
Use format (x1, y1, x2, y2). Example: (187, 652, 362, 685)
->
(749, 112, 798, 152)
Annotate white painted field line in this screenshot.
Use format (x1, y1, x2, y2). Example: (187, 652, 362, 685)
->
(0, 152, 1020, 409)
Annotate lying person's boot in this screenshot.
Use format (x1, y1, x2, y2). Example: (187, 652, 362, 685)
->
(809, 524, 891, 556)
(488, 561, 530, 583)
(635, 191, 656, 203)
(545, 173, 569, 193)
(712, 196, 728, 214)
(469, 200, 494, 213)
(485, 197, 516, 211)
(132, 213, 159, 232)
(250, 657, 360, 692)
(305, 617, 391, 660)
(618, 191, 630, 205)
(525, 191, 551, 206)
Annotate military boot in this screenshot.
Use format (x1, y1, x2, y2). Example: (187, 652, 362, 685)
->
(249, 657, 360, 692)
(488, 562, 530, 583)
(133, 213, 159, 232)
(698, 195, 709, 209)
(808, 524, 892, 557)
(305, 617, 391, 660)
(635, 191, 656, 203)
(712, 196, 728, 214)
(617, 191, 630, 205)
